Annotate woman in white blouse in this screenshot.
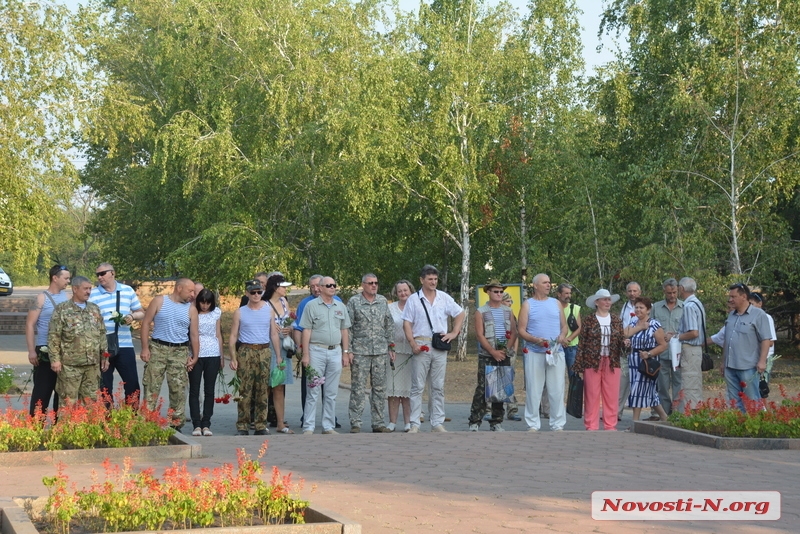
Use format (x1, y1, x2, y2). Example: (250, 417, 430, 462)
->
(189, 288, 223, 436)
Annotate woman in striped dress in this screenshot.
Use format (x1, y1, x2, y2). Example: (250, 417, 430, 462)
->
(625, 297, 669, 423)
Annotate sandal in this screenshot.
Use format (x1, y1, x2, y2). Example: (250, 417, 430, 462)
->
(202, 428, 213, 436)
(278, 427, 295, 434)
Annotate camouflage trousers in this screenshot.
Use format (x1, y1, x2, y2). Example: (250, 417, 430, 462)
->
(142, 343, 189, 426)
(469, 356, 507, 426)
(348, 353, 387, 429)
(56, 363, 100, 403)
(236, 345, 271, 432)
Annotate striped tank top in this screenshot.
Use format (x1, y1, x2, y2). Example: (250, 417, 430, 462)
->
(36, 291, 69, 346)
(238, 304, 272, 344)
(151, 296, 191, 343)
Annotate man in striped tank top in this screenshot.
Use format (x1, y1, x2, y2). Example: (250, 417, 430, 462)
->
(140, 278, 200, 431)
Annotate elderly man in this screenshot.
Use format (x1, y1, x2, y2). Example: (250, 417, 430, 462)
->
(403, 265, 465, 433)
(25, 264, 71, 415)
(89, 263, 145, 404)
(618, 281, 641, 419)
(48, 276, 109, 403)
(724, 283, 772, 412)
(651, 278, 684, 415)
(469, 279, 517, 432)
(300, 276, 352, 434)
(517, 273, 568, 431)
(347, 273, 394, 433)
(140, 278, 200, 431)
(676, 277, 706, 412)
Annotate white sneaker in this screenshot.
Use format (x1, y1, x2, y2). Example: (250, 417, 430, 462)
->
(302, 430, 313, 435)
(469, 423, 479, 432)
(403, 423, 411, 432)
(387, 422, 396, 432)
(191, 427, 202, 436)
(322, 429, 338, 434)
(431, 424, 447, 433)
(407, 425, 419, 433)
(527, 427, 538, 432)
(490, 424, 505, 432)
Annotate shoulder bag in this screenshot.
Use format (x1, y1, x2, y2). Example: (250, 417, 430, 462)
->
(418, 291, 452, 351)
(106, 291, 121, 356)
(697, 302, 714, 372)
(567, 304, 579, 332)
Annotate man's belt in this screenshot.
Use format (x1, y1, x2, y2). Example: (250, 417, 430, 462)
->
(414, 337, 432, 341)
(240, 343, 270, 350)
(152, 338, 188, 347)
(310, 342, 338, 350)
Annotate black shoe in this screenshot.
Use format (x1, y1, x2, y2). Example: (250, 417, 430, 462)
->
(335, 420, 342, 429)
(237, 430, 249, 436)
(372, 426, 393, 433)
(254, 429, 269, 436)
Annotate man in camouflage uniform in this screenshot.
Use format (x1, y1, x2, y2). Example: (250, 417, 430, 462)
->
(48, 276, 109, 403)
(347, 273, 395, 433)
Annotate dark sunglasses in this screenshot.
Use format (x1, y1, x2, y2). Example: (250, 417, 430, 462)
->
(490, 289, 504, 294)
(56, 265, 68, 272)
(324, 283, 337, 288)
(749, 292, 763, 303)
(249, 290, 263, 296)
(365, 281, 378, 285)
(95, 270, 113, 277)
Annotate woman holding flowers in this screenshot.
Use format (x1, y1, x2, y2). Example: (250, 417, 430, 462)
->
(625, 297, 669, 423)
(189, 288, 223, 436)
(572, 288, 625, 431)
(229, 279, 280, 436)
(265, 274, 294, 434)
(386, 280, 415, 432)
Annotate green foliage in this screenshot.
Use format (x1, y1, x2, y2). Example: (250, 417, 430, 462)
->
(0, 365, 14, 394)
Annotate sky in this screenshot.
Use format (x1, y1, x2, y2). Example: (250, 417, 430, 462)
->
(57, 0, 622, 73)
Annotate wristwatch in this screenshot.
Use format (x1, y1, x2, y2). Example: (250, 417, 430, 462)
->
(343, 349, 352, 353)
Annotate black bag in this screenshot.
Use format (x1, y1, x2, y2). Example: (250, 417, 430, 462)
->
(106, 290, 121, 357)
(567, 304, 579, 332)
(759, 375, 770, 398)
(419, 291, 454, 352)
(566, 373, 584, 419)
(701, 351, 714, 372)
(638, 356, 661, 379)
(431, 333, 452, 351)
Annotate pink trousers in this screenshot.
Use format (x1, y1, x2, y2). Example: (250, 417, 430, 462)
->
(584, 356, 621, 430)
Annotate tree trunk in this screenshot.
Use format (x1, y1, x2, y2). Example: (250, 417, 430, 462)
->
(456, 200, 470, 362)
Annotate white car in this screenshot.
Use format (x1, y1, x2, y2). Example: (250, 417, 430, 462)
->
(0, 267, 13, 296)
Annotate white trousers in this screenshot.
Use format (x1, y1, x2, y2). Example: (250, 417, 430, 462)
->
(303, 345, 342, 432)
(410, 344, 447, 428)
(523, 351, 566, 430)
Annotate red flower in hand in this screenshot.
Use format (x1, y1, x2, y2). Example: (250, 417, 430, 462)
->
(420, 345, 430, 352)
(505, 331, 511, 339)
(102, 351, 110, 359)
(630, 312, 636, 317)
(542, 341, 549, 348)
(546, 350, 552, 355)
(739, 381, 747, 388)
(214, 397, 222, 404)
(523, 348, 529, 354)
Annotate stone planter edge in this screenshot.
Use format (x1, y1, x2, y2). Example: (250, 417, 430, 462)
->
(632, 420, 800, 450)
(0, 432, 201, 468)
(0, 498, 360, 534)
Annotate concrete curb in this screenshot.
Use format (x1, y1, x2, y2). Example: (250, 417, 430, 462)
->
(0, 498, 359, 534)
(632, 420, 800, 449)
(0, 431, 202, 468)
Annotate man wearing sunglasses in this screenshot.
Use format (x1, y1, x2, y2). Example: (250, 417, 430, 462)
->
(89, 263, 144, 404)
(299, 276, 352, 434)
(346, 273, 394, 433)
(25, 264, 71, 415)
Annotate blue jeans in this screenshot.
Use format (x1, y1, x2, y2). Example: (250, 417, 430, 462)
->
(724, 367, 760, 412)
(564, 345, 578, 378)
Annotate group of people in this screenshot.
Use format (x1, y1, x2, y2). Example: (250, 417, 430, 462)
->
(26, 263, 776, 435)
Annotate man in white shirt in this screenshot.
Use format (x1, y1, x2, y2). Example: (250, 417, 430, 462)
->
(403, 265, 464, 433)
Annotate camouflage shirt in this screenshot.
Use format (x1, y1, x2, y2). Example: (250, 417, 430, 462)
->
(48, 300, 107, 366)
(347, 293, 393, 355)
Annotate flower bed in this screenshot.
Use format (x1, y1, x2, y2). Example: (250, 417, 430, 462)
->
(633, 386, 800, 449)
(0, 443, 360, 534)
(0, 393, 173, 453)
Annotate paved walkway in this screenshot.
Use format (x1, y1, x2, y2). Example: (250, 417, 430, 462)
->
(1, 337, 797, 532)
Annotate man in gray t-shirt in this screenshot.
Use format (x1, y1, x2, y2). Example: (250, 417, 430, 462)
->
(723, 283, 771, 412)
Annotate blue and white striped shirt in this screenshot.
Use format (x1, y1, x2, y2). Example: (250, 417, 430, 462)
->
(89, 282, 142, 348)
(151, 296, 191, 344)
